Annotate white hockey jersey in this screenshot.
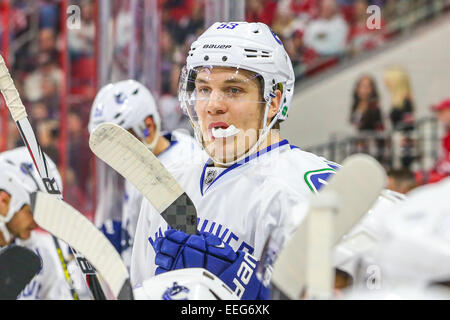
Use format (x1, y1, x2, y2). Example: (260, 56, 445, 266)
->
(130, 139, 337, 287)
(15, 230, 88, 300)
(120, 130, 202, 269)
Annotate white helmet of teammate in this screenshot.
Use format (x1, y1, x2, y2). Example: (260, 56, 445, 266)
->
(133, 268, 238, 300)
(0, 146, 63, 194)
(88, 79, 161, 150)
(178, 21, 295, 165)
(0, 164, 31, 243)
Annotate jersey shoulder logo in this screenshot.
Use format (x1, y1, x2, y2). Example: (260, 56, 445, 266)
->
(304, 168, 336, 193)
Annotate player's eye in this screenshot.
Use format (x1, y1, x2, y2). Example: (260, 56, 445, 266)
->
(197, 87, 211, 96)
(225, 86, 244, 96)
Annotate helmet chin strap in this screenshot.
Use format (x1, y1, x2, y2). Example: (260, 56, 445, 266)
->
(142, 127, 161, 153)
(0, 218, 12, 244)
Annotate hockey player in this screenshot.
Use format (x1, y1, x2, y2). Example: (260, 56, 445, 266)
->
(0, 148, 88, 300)
(88, 79, 201, 269)
(0, 167, 31, 247)
(340, 176, 450, 299)
(130, 22, 337, 299)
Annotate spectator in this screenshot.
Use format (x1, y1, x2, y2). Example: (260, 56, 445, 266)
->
(347, 0, 386, 56)
(350, 74, 385, 163)
(284, 29, 318, 80)
(423, 99, 450, 184)
(350, 74, 384, 132)
(37, 119, 59, 165)
(160, 29, 177, 96)
(386, 167, 417, 194)
(289, 0, 320, 19)
(67, 110, 90, 194)
(23, 51, 62, 102)
(39, 1, 59, 30)
(38, 27, 59, 56)
(68, 0, 95, 60)
(384, 66, 415, 131)
(384, 66, 415, 168)
(164, 0, 194, 24)
(304, 0, 349, 56)
(29, 101, 49, 128)
(40, 75, 60, 119)
(245, 0, 278, 26)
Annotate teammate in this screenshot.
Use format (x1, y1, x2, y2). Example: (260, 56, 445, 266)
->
(88, 79, 201, 269)
(0, 166, 31, 247)
(340, 176, 450, 299)
(130, 22, 337, 299)
(0, 147, 89, 300)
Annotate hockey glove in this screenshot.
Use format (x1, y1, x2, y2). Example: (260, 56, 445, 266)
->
(153, 229, 268, 300)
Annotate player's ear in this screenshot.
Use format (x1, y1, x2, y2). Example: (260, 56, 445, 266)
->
(144, 116, 155, 133)
(0, 191, 11, 217)
(268, 89, 282, 122)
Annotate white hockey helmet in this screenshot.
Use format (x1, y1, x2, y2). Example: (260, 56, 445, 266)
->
(133, 268, 238, 300)
(178, 22, 295, 165)
(0, 146, 63, 194)
(88, 79, 161, 140)
(0, 163, 31, 221)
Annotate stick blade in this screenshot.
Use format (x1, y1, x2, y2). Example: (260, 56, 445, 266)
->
(0, 245, 42, 300)
(89, 122, 198, 234)
(31, 191, 132, 299)
(271, 154, 386, 299)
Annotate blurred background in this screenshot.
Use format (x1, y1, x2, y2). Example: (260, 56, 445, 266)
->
(0, 0, 449, 221)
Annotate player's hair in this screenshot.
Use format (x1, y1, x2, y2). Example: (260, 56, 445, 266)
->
(387, 167, 417, 192)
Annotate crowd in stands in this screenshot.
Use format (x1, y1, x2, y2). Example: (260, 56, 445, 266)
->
(1, 0, 95, 212)
(0, 0, 448, 214)
(349, 66, 450, 187)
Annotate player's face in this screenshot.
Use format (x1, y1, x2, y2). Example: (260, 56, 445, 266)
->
(0, 190, 11, 217)
(194, 66, 266, 163)
(6, 204, 37, 240)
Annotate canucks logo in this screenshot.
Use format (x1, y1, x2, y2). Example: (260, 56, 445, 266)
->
(304, 168, 336, 193)
(162, 282, 190, 300)
(115, 92, 126, 104)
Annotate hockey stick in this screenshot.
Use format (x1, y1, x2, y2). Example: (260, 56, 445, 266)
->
(30, 191, 133, 300)
(0, 55, 106, 300)
(271, 154, 386, 299)
(0, 244, 42, 300)
(20, 163, 79, 300)
(89, 122, 198, 234)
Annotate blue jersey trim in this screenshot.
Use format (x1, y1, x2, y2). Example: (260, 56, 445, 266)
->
(200, 140, 290, 196)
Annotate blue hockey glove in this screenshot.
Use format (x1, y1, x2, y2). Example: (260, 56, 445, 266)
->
(152, 229, 267, 300)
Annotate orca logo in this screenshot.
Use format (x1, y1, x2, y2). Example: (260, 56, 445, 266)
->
(162, 282, 190, 300)
(115, 92, 126, 104)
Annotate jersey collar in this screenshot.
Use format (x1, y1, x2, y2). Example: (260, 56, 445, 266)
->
(200, 139, 290, 196)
